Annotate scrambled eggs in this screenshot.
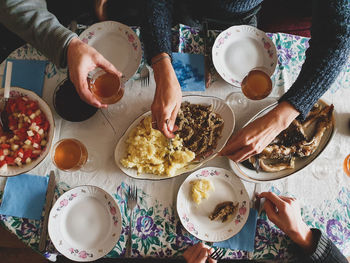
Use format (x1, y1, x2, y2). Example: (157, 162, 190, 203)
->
(120, 116, 195, 177)
(190, 179, 214, 204)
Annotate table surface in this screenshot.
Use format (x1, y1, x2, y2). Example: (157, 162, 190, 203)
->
(0, 26, 350, 262)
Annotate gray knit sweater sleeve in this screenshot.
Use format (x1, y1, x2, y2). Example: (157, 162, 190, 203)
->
(279, 0, 350, 119)
(0, 0, 77, 68)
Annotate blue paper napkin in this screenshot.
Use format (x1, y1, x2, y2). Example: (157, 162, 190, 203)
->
(213, 208, 258, 252)
(0, 174, 49, 220)
(172, 52, 205, 92)
(1, 59, 47, 97)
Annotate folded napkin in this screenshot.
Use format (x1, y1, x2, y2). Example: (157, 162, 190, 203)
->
(1, 59, 47, 97)
(213, 208, 258, 252)
(0, 173, 49, 220)
(172, 52, 205, 92)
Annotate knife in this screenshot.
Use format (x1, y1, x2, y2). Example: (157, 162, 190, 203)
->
(252, 182, 261, 212)
(39, 170, 56, 252)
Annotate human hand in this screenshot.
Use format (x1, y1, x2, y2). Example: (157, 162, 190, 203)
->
(219, 101, 299, 162)
(67, 37, 122, 108)
(183, 243, 216, 263)
(151, 53, 182, 138)
(259, 192, 315, 254)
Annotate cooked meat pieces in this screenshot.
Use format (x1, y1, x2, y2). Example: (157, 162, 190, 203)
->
(248, 103, 334, 172)
(209, 201, 239, 223)
(175, 102, 224, 159)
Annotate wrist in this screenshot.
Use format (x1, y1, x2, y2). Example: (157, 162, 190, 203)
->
(152, 54, 177, 85)
(271, 101, 300, 130)
(289, 225, 315, 254)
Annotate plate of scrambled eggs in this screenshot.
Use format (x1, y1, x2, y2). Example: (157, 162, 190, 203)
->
(114, 95, 235, 180)
(177, 167, 250, 242)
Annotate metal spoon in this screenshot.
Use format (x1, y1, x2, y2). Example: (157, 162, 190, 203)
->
(1, 61, 12, 133)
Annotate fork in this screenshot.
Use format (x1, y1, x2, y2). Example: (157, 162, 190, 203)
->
(126, 185, 137, 257)
(140, 64, 150, 87)
(210, 247, 225, 260)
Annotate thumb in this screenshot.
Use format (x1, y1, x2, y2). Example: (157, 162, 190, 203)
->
(96, 55, 122, 78)
(167, 103, 180, 132)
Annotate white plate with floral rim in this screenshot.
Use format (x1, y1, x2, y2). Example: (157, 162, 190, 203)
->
(212, 25, 277, 87)
(0, 87, 55, 177)
(48, 185, 122, 262)
(229, 99, 335, 183)
(79, 21, 142, 81)
(177, 167, 250, 242)
(114, 95, 235, 180)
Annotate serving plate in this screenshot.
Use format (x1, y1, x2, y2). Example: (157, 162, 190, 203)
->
(0, 87, 55, 177)
(212, 25, 277, 87)
(79, 21, 142, 81)
(177, 167, 250, 242)
(114, 95, 235, 180)
(229, 100, 336, 182)
(48, 185, 122, 262)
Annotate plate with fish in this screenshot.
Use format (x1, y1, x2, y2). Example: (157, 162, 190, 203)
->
(229, 100, 335, 182)
(114, 95, 235, 180)
(176, 167, 250, 242)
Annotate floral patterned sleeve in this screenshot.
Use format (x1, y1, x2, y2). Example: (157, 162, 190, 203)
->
(279, 0, 350, 119)
(141, 0, 174, 63)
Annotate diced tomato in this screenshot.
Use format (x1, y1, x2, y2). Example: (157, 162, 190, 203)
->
(42, 120, 49, 131)
(26, 109, 33, 116)
(27, 100, 38, 110)
(17, 100, 26, 113)
(1, 143, 10, 149)
(0, 149, 3, 155)
(23, 149, 33, 160)
(5, 156, 15, 165)
(33, 133, 41, 143)
(33, 115, 43, 125)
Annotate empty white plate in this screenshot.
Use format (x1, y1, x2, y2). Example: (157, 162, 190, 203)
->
(212, 25, 277, 87)
(48, 186, 122, 262)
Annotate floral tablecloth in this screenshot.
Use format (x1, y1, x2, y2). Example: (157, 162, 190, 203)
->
(0, 25, 349, 262)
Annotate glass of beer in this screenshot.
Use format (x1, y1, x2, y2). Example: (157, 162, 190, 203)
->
(88, 69, 124, 105)
(51, 138, 96, 173)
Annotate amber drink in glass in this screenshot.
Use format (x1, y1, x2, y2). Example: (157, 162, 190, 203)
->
(52, 139, 88, 172)
(89, 70, 124, 104)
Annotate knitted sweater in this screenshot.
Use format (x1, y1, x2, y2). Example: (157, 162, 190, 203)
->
(142, 0, 350, 119)
(299, 229, 347, 263)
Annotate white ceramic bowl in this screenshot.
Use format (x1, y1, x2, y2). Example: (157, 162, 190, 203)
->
(0, 87, 55, 176)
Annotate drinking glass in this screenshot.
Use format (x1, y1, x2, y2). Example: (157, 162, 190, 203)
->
(226, 67, 273, 111)
(51, 138, 97, 173)
(88, 69, 124, 105)
(344, 154, 350, 177)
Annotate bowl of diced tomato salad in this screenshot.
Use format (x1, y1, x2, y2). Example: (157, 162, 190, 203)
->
(0, 87, 54, 176)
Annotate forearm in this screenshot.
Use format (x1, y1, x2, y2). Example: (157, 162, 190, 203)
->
(279, 0, 350, 119)
(141, 0, 173, 63)
(0, 0, 77, 68)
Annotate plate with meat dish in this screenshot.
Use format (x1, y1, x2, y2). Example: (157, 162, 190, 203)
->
(177, 167, 250, 242)
(0, 87, 55, 176)
(229, 100, 335, 182)
(114, 95, 235, 180)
